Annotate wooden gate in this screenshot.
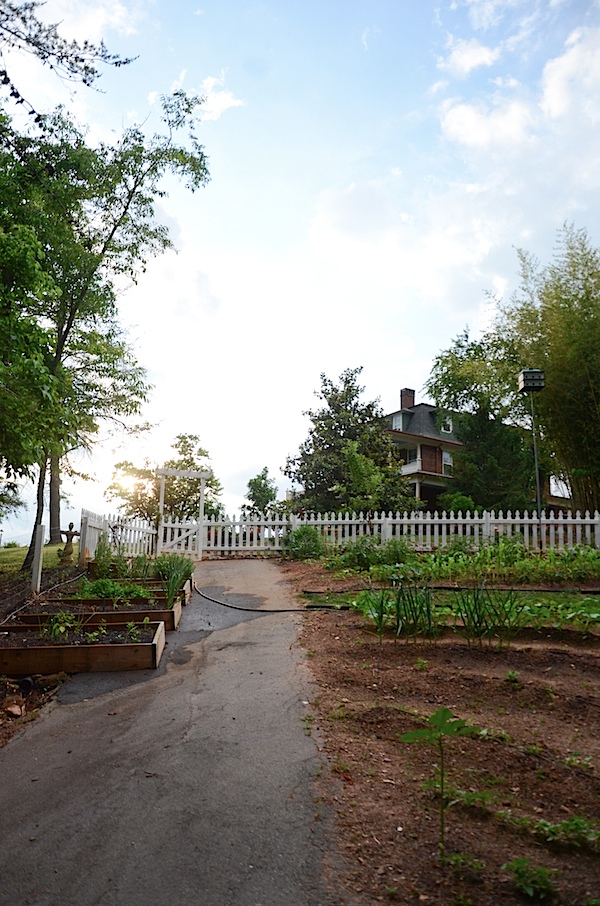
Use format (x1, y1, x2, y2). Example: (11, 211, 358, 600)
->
(157, 519, 202, 558)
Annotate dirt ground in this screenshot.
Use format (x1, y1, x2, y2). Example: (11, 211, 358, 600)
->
(279, 559, 600, 905)
(1, 559, 599, 904)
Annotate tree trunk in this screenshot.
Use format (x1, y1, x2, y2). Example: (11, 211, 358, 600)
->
(21, 458, 47, 573)
(49, 455, 62, 543)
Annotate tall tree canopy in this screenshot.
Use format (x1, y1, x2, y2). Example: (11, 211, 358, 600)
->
(0, 0, 132, 118)
(107, 434, 223, 524)
(0, 91, 210, 567)
(426, 225, 600, 513)
(284, 367, 415, 514)
(499, 225, 600, 512)
(243, 467, 278, 517)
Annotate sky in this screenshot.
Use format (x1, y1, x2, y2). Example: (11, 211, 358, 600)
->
(3, 0, 600, 542)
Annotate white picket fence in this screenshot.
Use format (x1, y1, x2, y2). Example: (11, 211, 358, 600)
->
(79, 509, 157, 564)
(79, 508, 600, 563)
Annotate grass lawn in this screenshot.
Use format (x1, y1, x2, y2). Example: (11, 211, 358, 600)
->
(0, 543, 80, 577)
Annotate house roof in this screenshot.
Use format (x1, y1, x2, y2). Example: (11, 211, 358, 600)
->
(386, 403, 463, 446)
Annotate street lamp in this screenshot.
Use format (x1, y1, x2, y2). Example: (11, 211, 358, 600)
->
(518, 369, 545, 549)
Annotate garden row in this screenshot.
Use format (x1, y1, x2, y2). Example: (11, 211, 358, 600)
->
(286, 524, 600, 585)
(350, 583, 600, 646)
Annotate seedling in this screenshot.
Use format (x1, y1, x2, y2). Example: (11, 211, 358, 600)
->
(502, 858, 558, 899)
(505, 669, 520, 688)
(400, 707, 481, 858)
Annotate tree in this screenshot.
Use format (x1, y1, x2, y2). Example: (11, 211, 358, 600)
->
(107, 434, 223, 524)
(0, 0, 132, 119)
(439, 409, 537, 512)
(498, 225, 600, 512)
(4, 93, 209, 568)
(243, 467, 278, 517)
(426, 225, 600, 513)
(0, 478, 23, 518)
(284, 367, 415, 514)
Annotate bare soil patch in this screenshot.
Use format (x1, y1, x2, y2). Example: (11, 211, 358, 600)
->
(283, 560, 600, 905)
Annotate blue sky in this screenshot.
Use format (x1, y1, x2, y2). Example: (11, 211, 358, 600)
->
(3, 0, 600, 540)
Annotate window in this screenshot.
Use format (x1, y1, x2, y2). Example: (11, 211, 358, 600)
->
(440, 416, 453, 434)
(392, 414, 403, 431)
(407, 448, 418, 463)
(443, 451, 453, 475)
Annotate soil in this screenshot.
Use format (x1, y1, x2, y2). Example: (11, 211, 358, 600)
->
(1, 559, 599, 904)
(279, 559, 600, 905)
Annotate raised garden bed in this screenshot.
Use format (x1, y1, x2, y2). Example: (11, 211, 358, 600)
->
(0, 621, 166, 675)
(15, 597, 182, 631)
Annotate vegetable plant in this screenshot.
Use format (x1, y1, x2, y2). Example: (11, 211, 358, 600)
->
(502, 858, 558, 899)
(399, 707, 481, 859)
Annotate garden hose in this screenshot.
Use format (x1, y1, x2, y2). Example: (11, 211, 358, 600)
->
(195, 585, 349, 613)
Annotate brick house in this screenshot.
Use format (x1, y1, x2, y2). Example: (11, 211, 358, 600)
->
(386, 388, 463, 511)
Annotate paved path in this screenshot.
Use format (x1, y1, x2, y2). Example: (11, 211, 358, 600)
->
(0, 560, 338, 906)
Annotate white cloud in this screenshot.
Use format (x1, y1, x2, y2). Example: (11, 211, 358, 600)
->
(360, 26, 380, 51)
(37, 0, 144, 42)
(540, 26, 600, 122)
(441, 97, 533, 148)
(460, 0, 528, 31)
(439, 36, 501, 77)
(429, 79, 449, 94)
(199, 73, 245, 121)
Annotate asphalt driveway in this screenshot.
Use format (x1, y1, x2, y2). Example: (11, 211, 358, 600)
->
(0, 560, 341, 906)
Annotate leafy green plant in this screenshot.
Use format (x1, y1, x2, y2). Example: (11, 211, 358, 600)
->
(123, 617, 150, 642)
(85, 622, 108, 643)
(125, 621, 141, 642)
(399, 707, 481, 859)
(43, 612, 83, 640)
(77, 577, 150, 602)
(502, 858, 558, 899)
(283, 525, 325, 560)
(337, 534, 384, 569)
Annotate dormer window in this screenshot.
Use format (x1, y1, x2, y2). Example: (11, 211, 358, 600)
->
(440, 416, 453, 434)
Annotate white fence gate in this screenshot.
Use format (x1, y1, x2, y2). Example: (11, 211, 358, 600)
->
(79, 508, 600, 563)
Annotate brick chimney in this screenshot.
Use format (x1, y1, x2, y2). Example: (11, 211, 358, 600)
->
(400, 388, 415, 410)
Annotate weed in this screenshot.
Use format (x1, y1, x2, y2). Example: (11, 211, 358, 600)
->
(415, 657, 429, 672)
(526, 743, 543, 756)
(445, 852, 485, 875)
(502, 857, 558, 899)
(563, 752, 593, 772)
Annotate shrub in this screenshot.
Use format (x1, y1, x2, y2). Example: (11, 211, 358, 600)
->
(283, 526, 325, 560)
